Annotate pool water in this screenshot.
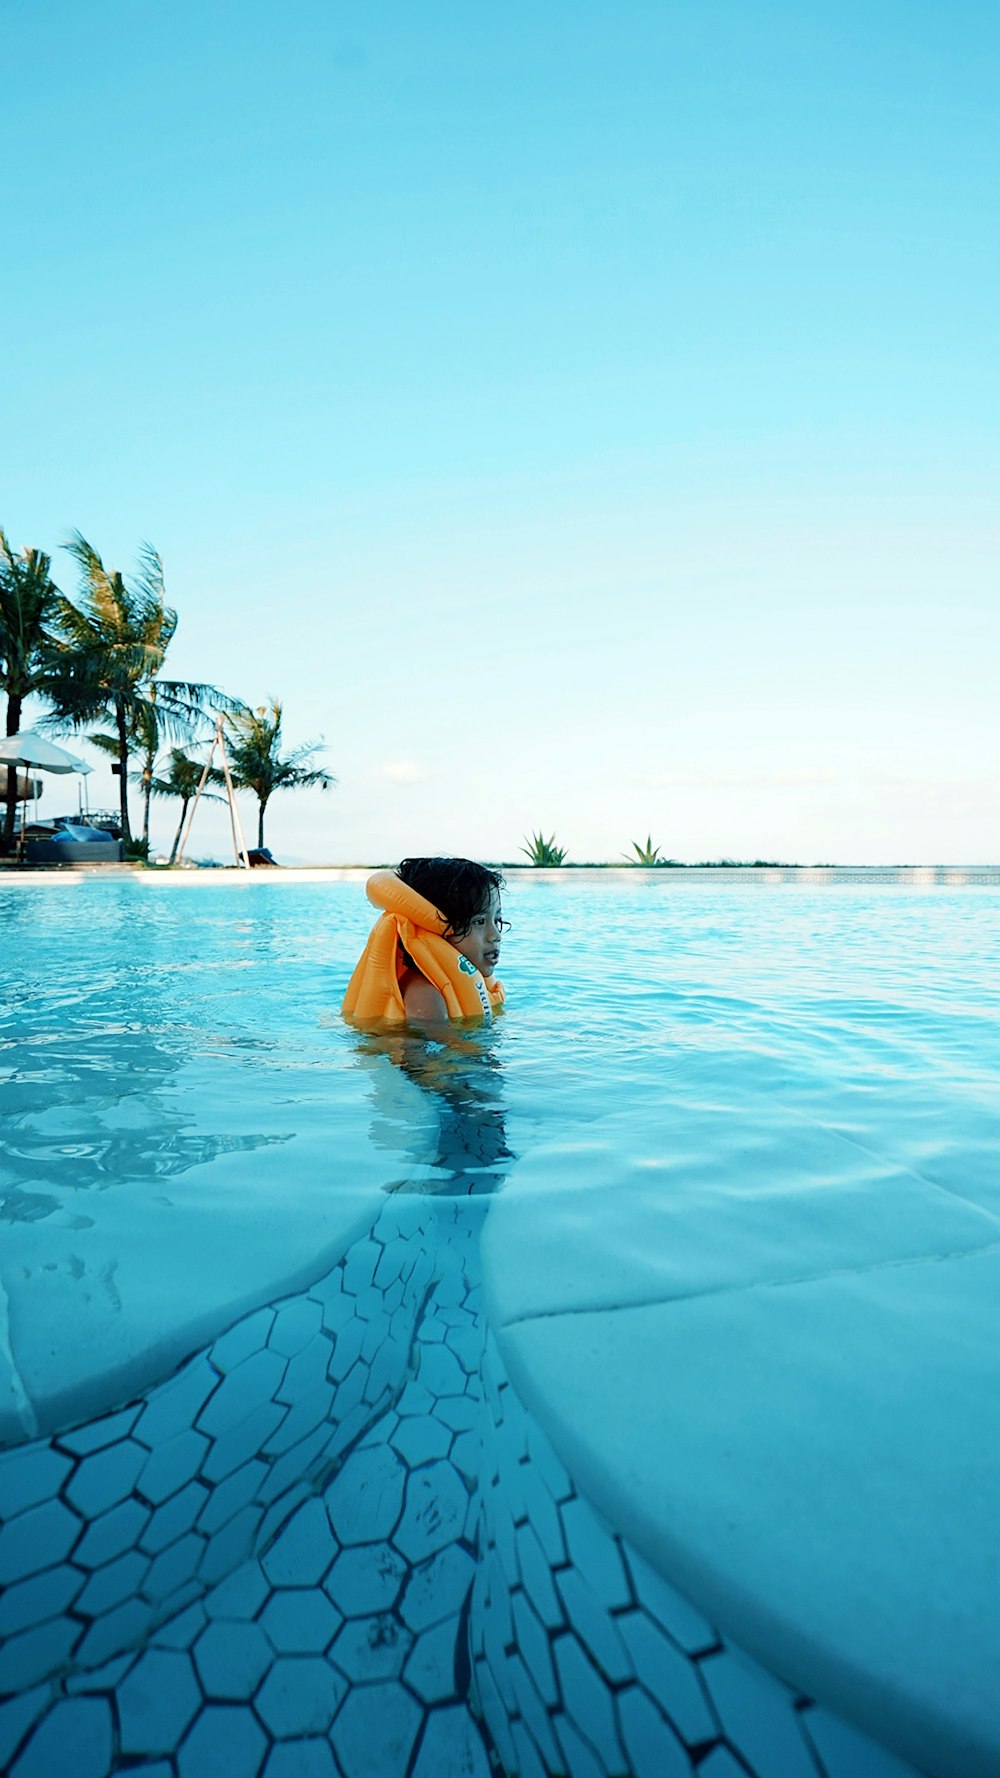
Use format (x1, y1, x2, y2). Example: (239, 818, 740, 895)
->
(1, 874, 997, 1778)
(4, 876, 997, 1222)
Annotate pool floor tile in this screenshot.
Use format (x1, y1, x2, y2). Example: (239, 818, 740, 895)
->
(268, 1298, 323, 1359)
(140, 1480, 207, 1555)
(261, 1497, 337, 1587)
(260, 1586, 342, 1653)
(555, 1566, 633, 1686)
(508, 1648, 565, 1769)
(193, 1618, 272, 1697)
(560, 1495, 633, 1613)
(624, 1547, 716, 1655)
(276, 1336, 334, 1404)
(76, 1547, 150, 1617)
(0, 1685, 49, 1771)
(1, 1613, 80, 1691)
(0, 1497, 82, 1583)
(552, 1630, 627, 1772)
(330, 1679, 423, 1778)
(403, 1611, 463, 1705)
(177, 1703, 268, 1778)
(262, 1737, 342, 1778)
(325, 1544, 408, 1618)
(393, 1461, 470, 1564)
(615, 1682, 694, 1778)
(552, 1712, 608, 1778)
(0, 1559, 85, 1637)
(143, 1530, 204, 1602)
(399, 1542, 476, 1633)
(10, 1698, 112, 1778)
(116, 1647, 201, 1754)
(200, 1553, 269, 1620)
(700, 1650, 816, 1778)
(255, 1654, 346, 1738)
(515, 1521, 564, 1630)
(64, 1440, 147, 1519)
(411, 1702, 492, 1778)
(75, 1497, 151, 1569)
(209, 1308, 275, 1376)
(619, 1611, 719, 1746)
(150, 1598, 206, 1651)
(391, 1412, 453, 1468)
(325, 1444, 406, 1546)
(0, 1446, 73, 1518)
(511, 1587, 559, 1706)
(132, 1357, 220, 1450)
(330, 1611, 413, 1683)
(59, 1407, 141, 1457)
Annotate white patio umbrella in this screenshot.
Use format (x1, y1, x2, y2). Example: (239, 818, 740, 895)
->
(0, 731, 92, 776)
(1, 733, 93, 859)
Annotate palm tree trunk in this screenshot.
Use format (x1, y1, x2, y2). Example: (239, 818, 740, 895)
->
(258, 798, 267, 851)
(3, 694, 24, 854)
(115, 698, 132, 845)
(168, 798, 189, 866)
(141, 754, 154, 850)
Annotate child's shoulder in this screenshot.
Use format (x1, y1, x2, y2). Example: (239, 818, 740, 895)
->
(401, 967, 448, 1023)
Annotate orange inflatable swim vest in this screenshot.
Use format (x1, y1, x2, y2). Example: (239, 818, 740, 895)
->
(342, 870, 505, 1024)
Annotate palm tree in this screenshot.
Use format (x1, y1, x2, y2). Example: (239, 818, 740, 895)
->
(49, 533, 222, 849)
(0, 530, 62, 852)
(150, 747, 225, 864)
(225, 699, 334, 850)
(88, 693, 179, 853)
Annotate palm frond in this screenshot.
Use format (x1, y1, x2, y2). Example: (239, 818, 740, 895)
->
(63, 533, 128, 635)
(222, 695, 335, 819)
(133, 540, 166, 607)
(148, 747, 225, 802)
(0, 536, 63, 700)
(87, 731, 121, 758)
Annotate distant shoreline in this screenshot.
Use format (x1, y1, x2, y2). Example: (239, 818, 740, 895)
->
(3, 863, 998, 885)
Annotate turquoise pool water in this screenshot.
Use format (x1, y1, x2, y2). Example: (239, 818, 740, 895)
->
(2, 874, 998, 1778)
(3, 875, 998, 1227)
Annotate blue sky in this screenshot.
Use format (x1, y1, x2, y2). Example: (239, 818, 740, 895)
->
(3, 0, 997, 862)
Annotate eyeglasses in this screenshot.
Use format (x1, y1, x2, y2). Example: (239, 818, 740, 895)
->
(496, 917, 511, 934)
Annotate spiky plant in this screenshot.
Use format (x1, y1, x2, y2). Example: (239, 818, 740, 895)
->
(521, 831, 567, 866)
(623, 835, 663, 865)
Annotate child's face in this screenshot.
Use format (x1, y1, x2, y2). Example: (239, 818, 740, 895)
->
(448, 890, 504, 978)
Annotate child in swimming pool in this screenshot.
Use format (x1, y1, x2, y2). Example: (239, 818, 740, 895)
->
(342, 856, 507, 1024)
(396, 857, 505, 1021)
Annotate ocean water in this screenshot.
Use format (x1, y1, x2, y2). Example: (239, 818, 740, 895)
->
(3, 874, 999, 1229)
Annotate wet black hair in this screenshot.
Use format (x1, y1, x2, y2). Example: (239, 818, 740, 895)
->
(396, 856, 505, 940)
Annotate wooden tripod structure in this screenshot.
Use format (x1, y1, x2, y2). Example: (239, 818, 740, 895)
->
(175, 718, 251, 869)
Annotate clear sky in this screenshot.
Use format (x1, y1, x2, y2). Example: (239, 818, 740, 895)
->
(3, 0, 997, 863)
